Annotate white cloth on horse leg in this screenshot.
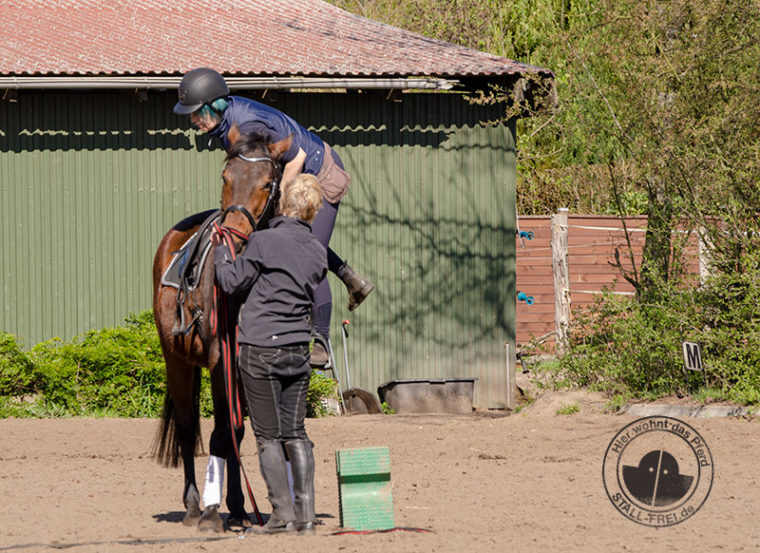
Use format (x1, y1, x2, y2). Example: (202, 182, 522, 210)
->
(202, 455, 226, 508)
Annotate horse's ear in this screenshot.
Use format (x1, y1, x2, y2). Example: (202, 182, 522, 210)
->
(268, 135, 293, 160)
(228, 123, 242, 147)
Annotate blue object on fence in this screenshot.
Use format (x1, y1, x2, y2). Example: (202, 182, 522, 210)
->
(517, 229, 534, 248)
(517, 291, 535, 305)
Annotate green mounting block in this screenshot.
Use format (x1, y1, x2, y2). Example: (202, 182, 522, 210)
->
(335, 446, 394, 531)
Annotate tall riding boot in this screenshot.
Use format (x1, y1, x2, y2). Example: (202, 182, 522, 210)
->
(248, 439, 297, 534)
(284, 439, 317, 534)
(338, 264, 374, 311)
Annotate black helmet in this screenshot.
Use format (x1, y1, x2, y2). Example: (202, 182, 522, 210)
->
(173, 68, 230, 115)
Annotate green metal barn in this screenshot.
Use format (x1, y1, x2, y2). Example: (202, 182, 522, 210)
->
(0, 0, 553, 409)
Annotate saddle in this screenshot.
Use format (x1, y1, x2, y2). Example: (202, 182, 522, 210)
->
(161, 209, 223, 335)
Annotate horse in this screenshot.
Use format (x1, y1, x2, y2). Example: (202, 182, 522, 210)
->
(151, 125, 291, 533)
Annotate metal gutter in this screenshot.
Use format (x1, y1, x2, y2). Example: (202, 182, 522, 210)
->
(0, 76, 457, 91)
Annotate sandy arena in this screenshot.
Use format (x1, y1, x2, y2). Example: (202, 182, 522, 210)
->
(1, 391, 758, 553)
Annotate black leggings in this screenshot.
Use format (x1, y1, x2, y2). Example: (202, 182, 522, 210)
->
(237, 343, 311, 442)
(311, 199, 344, 340)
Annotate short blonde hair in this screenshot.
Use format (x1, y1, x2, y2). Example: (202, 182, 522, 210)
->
(279, 174, 323, 223)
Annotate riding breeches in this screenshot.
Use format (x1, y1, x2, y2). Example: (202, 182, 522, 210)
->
(311, 198, 343, 339)
(237, 343, 311, 442)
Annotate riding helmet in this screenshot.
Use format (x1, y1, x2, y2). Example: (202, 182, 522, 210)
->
(173, 68, 230, 115)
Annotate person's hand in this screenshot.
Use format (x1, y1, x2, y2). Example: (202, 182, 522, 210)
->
(210, 228, 223, 247)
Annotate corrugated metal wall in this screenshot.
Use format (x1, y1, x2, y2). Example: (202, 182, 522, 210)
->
(0, 91, 220, 347)
(0, 89, 516, 409)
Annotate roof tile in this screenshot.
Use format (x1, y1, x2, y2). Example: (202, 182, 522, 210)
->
(0, 0, 552, 79)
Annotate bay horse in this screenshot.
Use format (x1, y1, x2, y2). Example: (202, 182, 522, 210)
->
(151, 125, 290, 533)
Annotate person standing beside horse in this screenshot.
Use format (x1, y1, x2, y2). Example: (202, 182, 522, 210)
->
(210, 173, 327, 534)
(174, 67, 373, 366)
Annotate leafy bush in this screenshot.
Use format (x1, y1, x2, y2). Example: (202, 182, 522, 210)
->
(551, 267, 760, 406)
(1, 310, 338, 419)
(306, 371, 338, 418)
(29, 311, 167, 417)
(0, 333, 38, 396)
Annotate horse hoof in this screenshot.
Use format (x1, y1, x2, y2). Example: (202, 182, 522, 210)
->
(182, 512, 201, 527)
(227, 514, 254, 529)
(198, 505, 225, 534)
(183, 485, 202, 526)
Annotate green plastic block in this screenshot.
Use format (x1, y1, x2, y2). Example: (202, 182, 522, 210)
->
(335, 446, 394, 531)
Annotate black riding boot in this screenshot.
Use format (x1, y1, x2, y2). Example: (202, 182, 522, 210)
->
(284, 439, 317, 535)
(338, 264, 374, 311)
(247, 439, 297, 535)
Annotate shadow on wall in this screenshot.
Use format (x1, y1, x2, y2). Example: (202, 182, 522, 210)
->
(345, 204, 515, 347)
(334, 142, 515, 353)
(0, 89, 506, 153)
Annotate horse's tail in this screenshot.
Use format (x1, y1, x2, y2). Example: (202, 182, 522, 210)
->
(150, 365, 203, 467)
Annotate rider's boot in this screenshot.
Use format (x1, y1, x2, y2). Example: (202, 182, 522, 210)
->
(338, 264, 374, 311)
(284, 439, 317, 535)
(247, 439, 297, 535)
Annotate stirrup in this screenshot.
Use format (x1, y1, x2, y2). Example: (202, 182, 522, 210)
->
(171, 306, 202, 336)
(310, 336, 329, 368)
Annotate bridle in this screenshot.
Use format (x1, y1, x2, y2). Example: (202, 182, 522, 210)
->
(219, 153, 282, 235)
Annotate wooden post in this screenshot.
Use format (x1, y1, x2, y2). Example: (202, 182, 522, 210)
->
(697, 227, 712, 284)
(551, 208, 571, 354)
(505, 342, 515, 411)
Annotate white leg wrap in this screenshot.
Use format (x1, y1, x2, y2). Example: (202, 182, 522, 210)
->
(202, 455, 226, 509)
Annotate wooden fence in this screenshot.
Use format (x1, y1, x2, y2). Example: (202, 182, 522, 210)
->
(515, 211, 702, 350)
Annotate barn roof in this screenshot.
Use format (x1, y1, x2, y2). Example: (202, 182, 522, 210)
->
(0, 0, 553, 92)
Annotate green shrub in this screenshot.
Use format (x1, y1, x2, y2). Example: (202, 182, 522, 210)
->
(552, 268, 760, 406)
(381, 401, 396, 415)
(0, 333, 38, 396)
(1, 310, 339, 418)
(29, 311, 166, 417)
(306, 371, 338, 418)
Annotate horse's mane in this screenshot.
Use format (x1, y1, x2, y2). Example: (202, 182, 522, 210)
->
(225, 131, 271, 161)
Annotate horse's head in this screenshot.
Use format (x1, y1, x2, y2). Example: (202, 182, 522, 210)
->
(220, 124, 292, 236)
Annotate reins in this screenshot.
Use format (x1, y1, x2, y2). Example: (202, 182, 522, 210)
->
(210, 149, 282, 527)
(211, 222, 263, 526)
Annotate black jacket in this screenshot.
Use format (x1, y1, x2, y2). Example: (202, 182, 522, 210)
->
(214, 216, 327, 347)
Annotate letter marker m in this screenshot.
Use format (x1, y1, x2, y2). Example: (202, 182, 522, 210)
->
(683, 342, 703, 371)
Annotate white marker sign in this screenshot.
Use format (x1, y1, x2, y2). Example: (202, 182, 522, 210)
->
(682, 342, 703, 372)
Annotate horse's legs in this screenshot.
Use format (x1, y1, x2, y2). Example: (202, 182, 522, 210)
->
(225, 430, 249, 526)
(198, 361, 250, 532)
(181, 450, 202, 526)
(163, 355, 203, 526)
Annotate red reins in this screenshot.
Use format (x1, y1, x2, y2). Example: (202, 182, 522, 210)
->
(211, 221, 264, 526)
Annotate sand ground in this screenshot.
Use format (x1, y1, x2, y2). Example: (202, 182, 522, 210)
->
(1, 391, 758, 553)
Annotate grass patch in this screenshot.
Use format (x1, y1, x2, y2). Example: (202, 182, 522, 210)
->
(555, 403, 580, 416)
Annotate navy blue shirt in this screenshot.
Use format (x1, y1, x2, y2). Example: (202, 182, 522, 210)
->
(214, 216, 328, 347)
(210, 96, 326, 175)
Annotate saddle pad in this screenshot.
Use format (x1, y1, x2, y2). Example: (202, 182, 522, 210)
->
(160, 210, 222, 290)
